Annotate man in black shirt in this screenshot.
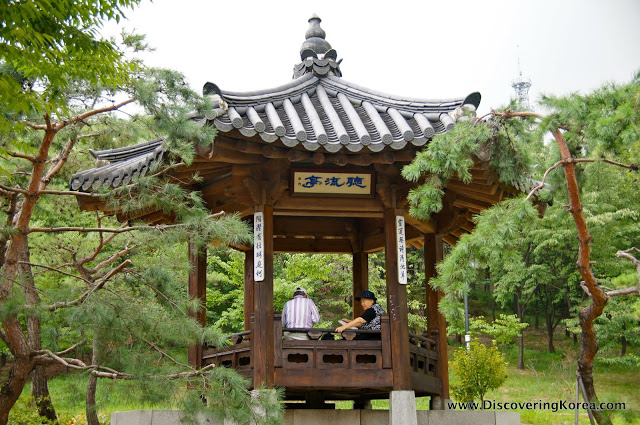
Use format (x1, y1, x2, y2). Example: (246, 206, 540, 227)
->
(335, 290, 385, 340)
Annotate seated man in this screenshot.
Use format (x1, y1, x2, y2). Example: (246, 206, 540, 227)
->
(335, 290, 385, 340)
(281, 286, 320, 340)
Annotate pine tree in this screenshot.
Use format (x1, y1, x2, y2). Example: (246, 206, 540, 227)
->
(403, 73, 640, 425)
(0, 2, 279, 423)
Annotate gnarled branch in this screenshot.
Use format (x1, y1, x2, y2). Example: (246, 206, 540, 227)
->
(42, 260, 131, 311)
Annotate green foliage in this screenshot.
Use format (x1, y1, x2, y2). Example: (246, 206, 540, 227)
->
(429, 197, 540, 319)
(0, 0, 141, 134)
(8, 396, 96, 425)
(182, 369, 282, 425)
(596, 354, 640, 368)
(471, 314, 529, 347)
(450, 339, 508, 403)
(402, 115, 538, 221)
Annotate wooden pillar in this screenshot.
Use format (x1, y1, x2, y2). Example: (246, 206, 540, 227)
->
(424, 234, 450, 401)
(187, 240, 207, 369)
(384, 208, 412, 390)
(252, 205, 275, 388)
(244, 249, 255, 332)
(352, 251, 369, 319)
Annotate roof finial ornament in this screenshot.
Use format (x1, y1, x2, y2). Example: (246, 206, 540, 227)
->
(293, 14, 342, 79)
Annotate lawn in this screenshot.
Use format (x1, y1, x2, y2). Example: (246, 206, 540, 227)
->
(5, 326, 639, 424)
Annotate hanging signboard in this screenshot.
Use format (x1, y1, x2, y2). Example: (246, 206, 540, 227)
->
(396, 215, 408, 285)
(291, 169, 375, 197)
(254, 212, 264, 282)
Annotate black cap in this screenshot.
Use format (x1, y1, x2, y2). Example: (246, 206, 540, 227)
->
(355, 290, 377, 302)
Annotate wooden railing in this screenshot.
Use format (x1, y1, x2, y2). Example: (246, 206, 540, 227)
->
(201, 313, 441, 396)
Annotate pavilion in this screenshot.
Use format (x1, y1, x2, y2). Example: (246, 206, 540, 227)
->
(71, 15, 518, 421)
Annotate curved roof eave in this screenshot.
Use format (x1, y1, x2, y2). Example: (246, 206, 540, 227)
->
(206, 74, 480, 153)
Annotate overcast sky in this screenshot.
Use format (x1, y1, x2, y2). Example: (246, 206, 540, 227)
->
(103, 0, 640, 115)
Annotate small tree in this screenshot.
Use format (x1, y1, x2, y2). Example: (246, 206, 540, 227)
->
(450, 339, 508, 403)
(471, 314, 529, 349)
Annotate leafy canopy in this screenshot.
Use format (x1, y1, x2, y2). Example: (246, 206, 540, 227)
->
(0, 0, 141, 129)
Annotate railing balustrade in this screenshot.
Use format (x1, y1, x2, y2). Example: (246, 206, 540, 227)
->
(200, 312, 441, 396)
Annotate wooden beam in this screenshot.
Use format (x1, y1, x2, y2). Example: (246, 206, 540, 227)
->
(273, 216, 356, 239)
(275, 192, 384, 215)
(452, 197, 492, 214)
(441, 234, 458, 247)
(424, 234, 449, 400)
(252, 205, 275, 388)
(384, 208, 412, 390)
(262, 145, 288, 159)
(353, 252, 368, 318)
(187, 241, 207, 369)
(404, 213, 435, 235)
(446, 181, 503, 202)
(244, 250, 254, 332)
(288, 150, 310, 162)
(273, 238, 353, 253)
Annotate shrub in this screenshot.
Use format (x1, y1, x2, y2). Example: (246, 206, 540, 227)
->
(450, 339, 508, 403)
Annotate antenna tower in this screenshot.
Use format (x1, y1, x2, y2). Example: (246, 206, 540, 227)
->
(511, 59, 532, 111)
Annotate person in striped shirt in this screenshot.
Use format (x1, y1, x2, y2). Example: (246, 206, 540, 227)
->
(282, 286, 320, 340)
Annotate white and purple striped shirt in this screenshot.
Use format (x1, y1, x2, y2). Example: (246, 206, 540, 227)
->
(282, 295, 320, 329)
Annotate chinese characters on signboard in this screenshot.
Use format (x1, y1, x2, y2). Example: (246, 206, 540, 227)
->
(396, 216, 407, 285)
(254, 212, 264, 282)
(292, 170, 374, 197)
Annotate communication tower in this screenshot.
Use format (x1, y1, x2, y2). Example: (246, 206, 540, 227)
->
(511, 60, 532, 111)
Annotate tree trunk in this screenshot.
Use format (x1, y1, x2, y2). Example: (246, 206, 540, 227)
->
(491, 299, 496, 322)
(30, 366, 56, 421)
(86, 337, 100, 425)
(547, 323, 555, 354)
(21, 246, 57, 422)
(551, 129, 611, 425)
(515, 293, 525, 370)
(546, 302, 556, 354)
(620, 323, 627, 356)
(517, 332, 525, 370)
(0, 129, 57, 424)
(0, 358, 33, 425)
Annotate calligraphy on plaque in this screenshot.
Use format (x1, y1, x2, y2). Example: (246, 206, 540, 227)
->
(396, 215, 407, 285)
(291, 169, 374, 197)
(254, 212, 264, 282)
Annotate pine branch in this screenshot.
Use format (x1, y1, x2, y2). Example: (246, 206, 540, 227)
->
(42, 134, 78, 185)
(141, 337, 189, 368)
(39, 189, 102, 197)
(34, 349, 216, 379)
(608, 248, 640, 297)
(55, 98, 135, 132)
(75, 220, 127, 268)
(22, 120, 47, 130)
(42, 260, 131, 311)
(56, 339, 87, 356)
(19, 262, 90, 285)
(89, 244, 138, 274)
(7, 151, 36, 162)
(142, 280, 187, 316)
(526, 159, 564, 200)
(28, 212, 225, 234)
(0, 184, 28, 195)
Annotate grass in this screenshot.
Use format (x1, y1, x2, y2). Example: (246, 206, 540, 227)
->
(460, 327, 640, 425)
(5, 327, 639, 424)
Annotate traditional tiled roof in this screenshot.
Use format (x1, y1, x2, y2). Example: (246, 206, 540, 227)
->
(70, 138, 165, 191)
(206, 73, 480, 153)
(70, 15, 481, 192)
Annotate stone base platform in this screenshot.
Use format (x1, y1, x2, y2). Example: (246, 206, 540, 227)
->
(111, 409, 520, 425)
